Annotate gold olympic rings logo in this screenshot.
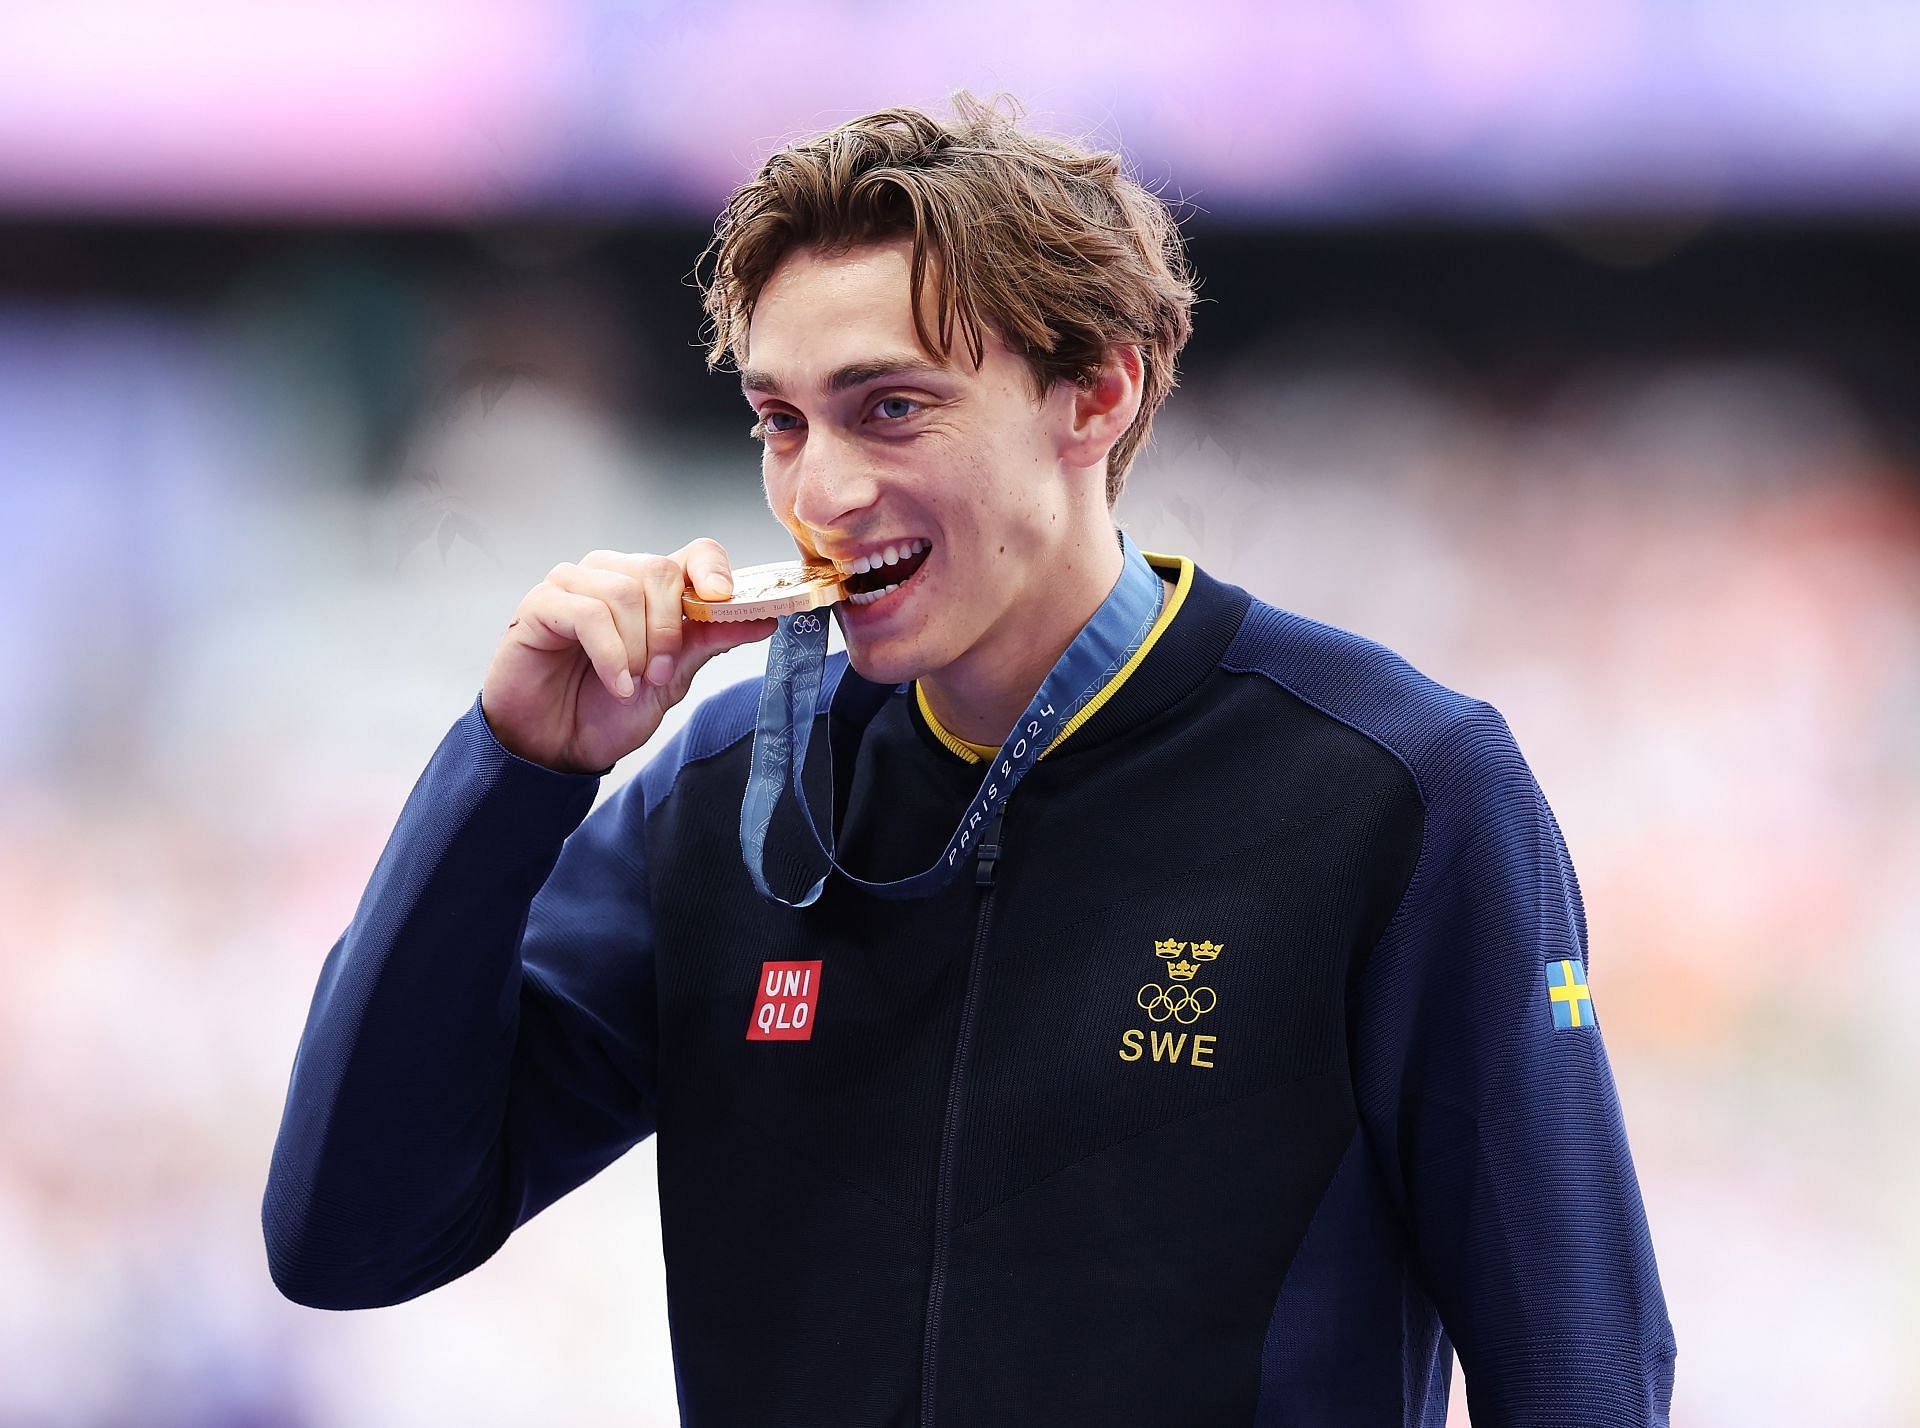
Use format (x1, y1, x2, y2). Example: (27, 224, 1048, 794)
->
(1136, 982, 1217, 1024)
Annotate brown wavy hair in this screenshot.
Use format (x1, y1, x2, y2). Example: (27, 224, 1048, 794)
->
(696, 92, 1197, 505)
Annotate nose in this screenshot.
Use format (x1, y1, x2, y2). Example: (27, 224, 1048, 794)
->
(785, 424, 882, 538)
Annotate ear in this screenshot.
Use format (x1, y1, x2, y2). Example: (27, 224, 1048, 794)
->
(1056, 344, 1145, 474)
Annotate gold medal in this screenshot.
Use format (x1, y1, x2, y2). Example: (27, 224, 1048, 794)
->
(681, 559, 846, 622)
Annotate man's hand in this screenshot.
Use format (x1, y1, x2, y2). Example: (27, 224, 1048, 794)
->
(480, 538, 776, 774)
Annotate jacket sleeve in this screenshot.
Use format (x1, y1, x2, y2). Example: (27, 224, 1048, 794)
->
(1351, 701, 1678, 1425)
(262, 692, 666, 1310)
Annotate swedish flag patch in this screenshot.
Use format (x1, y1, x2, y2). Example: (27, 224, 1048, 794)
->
(1546, 957, 1596, 1030)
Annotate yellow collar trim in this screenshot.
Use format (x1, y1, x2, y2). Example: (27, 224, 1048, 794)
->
(914, 549, 1195, 766)
(915, 686, 1002, 761)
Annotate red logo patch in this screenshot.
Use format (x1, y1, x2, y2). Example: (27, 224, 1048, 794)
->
(746, 960, 822, 1041)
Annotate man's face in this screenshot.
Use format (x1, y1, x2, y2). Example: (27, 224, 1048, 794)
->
(741, 238, 1087, 688)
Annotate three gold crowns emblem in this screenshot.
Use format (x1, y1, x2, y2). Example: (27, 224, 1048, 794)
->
(1139, 938, 1225, 1024)
(1154, 937, 1222, 981)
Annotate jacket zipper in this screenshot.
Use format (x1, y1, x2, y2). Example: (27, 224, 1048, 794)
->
(919, 809, 1006, 1427)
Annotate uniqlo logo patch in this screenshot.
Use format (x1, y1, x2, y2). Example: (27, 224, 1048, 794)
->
(746, 960, 822, 1041)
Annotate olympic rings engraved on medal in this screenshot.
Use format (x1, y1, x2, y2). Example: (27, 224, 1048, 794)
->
(1136, 982, 1218, 1023)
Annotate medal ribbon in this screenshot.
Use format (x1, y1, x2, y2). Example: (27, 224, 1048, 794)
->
(739, 530, 1164, 905)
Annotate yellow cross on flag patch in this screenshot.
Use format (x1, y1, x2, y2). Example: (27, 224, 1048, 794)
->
(1547, 957, 1596, 1030)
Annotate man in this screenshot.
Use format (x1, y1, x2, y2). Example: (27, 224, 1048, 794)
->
(264, 94, 1677, 1425)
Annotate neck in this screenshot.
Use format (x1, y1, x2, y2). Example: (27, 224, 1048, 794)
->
(919, 526, 1141, 747)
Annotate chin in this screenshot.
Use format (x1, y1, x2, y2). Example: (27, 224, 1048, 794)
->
(834, 613, 949, 688)
(839, 640, 921, 689)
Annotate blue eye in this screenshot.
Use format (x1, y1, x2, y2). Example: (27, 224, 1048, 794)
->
(752, 411, 800, 438)
(872, 396, 919, 421)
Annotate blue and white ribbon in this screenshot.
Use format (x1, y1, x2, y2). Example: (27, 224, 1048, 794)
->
(740, 529, 1164, 905)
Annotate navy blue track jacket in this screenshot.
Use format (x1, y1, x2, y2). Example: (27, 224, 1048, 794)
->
(263, 551, 1678, 1425)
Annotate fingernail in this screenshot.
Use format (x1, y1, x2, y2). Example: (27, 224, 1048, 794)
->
(713, 574, 733, 597)
(646, 653, 674, 686)
(616, 669, 634, 699)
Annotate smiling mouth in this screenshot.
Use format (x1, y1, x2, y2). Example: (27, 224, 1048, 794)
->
(840, 542, 932, 599)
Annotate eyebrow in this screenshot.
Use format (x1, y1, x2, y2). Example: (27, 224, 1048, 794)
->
(739, 354, 949, 399)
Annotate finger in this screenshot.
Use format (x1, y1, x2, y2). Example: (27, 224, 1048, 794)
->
(633, 554, 688, 687)
(662, 616, 779, 697)
(546, 563, 649, 685)
(525, 587, 634, 700)
(673, 537, 734, 603)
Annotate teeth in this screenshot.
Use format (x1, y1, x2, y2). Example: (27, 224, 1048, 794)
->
(833, 538, 928, 576)
(847, 582, 902, 607)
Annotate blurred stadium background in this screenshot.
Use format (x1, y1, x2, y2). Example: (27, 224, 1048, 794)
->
(3, 2, 1917, 1424)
